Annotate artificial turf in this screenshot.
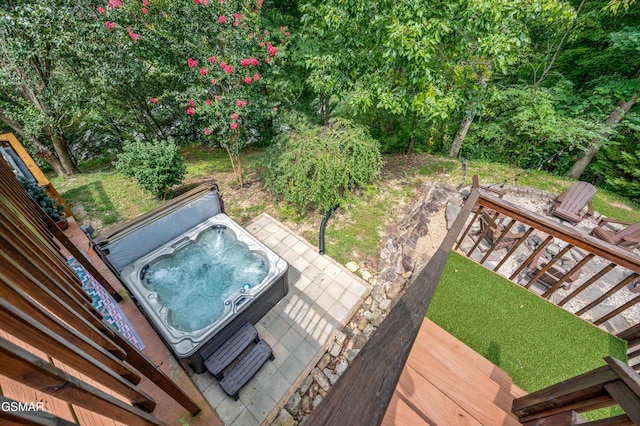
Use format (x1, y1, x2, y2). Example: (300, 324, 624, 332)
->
(426, 251, 628, 393)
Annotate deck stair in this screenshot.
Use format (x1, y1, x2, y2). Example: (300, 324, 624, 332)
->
(382, 319, 526, 425)
(203, 322, 273, 401)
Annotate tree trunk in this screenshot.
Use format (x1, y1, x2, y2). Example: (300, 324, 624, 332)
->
(49, 132, 79, 175)
(568, 91, 639, 179)
(319, 94, 330, 126)
(449, 115, 473, 158)
(406, 110, 419, 154)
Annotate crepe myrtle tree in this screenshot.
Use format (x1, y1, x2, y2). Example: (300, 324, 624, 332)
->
(97, 0, 290, 187)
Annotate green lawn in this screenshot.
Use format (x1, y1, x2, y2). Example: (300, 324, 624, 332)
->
(427, 251, 628, 393)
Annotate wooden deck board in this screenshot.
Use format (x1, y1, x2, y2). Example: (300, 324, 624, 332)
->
(383, 319, 524, 425)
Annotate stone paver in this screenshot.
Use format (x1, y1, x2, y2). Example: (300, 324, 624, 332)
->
(188, 213, 371, 425)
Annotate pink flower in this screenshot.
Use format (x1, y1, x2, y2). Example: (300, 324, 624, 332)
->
(250, 57, 259, 66)
(199, 0, 209, 4)
(108, 0, 122, 9)
(218, 0, 224, 2)
(143, 0, 149, 6)
(258, 0, 263, 7)
(233, 21, 239, 27)
(219, 61, 226, 69)
(204, 128, 212, 135)
(230, 122, 238, 130)
(272, 107, 278, 111)
(97, 6, 105, 14)
(280, 26, 285, 31)
(265, 58, 271, 64)
(186, 107, 195, 115)
(199, 68, 207, 76)
(219, 15, 227, 24)
(240, 58, 250, 67)
(234, 13, 242, 19)
(214, 95, 222, 102)
(188, 100, 195, 107)
(244, 76, 252, 84)
(236, 99, 243, 108)
(253, 73, 260, 81)
(224, 65, 234, 73)
(259, 42, 264, 47)
(209, 56, 217, 63)
(267, 43, 277, 57)
(104, 21, 116, 29)
(230, 112, 238, 120)
(285, 32, 290, 36)
(150, 98, 158, 104)
(127, 27, 140, 41)
(205, 99, 212, 105)
(187, 58, 198, 68)
(142, 8, 148, 14)
(210, 78, 218, 84)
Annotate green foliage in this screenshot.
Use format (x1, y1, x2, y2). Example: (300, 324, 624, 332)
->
(464, 86, 604, 172)
(263, 118, 382, 212)
(590, 115, 640, 199)
(114, 138, 186, 199)
(18, 177, 64, 222)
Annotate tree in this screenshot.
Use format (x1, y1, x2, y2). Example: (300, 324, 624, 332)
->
(0, 1, 84, 175)
(301, 0, 544, 154)
(100, 0, 290, 187)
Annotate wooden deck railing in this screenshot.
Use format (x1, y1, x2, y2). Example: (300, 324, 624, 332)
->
(512, 356, 640, 424)
(456, 190, 640, 355)
(0, 157, 200, 424)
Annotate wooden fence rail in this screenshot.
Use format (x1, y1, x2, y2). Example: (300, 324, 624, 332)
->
(512, 356, 640, 424)
(456, 191, 640, 348)
(0, 156, 201, 423)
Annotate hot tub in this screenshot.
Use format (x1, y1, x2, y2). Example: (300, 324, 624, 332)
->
(120, 214, 287, 372)
(94, 186, 288, 373)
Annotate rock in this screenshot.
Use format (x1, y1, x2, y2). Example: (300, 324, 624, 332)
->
(344, 348, 360, 363)
(317, 353, 331, 370)
(378, 266, 397, 282)
(363, 310, 372, 320)
(301, 396, 311, 413)
(273, 409, 295, 426)
(446, 203, 462, 229)
(546, 243, 561, 256)
(372, 284, 387, 304)
(335, 331, 347, 346)
(385, 239, 397, 253)
(329, 342, 342, 357)
(312, 395, 323, 409)
(351, 333, 367, 350)
(286, 391, 301, 415)
(311, 367, 330, 391)
(299, 375, 313, 395)
(341, 325, 354, 339)
(361, 270, 373, 282)
(385, 277, 404, 300)
(370, 308, 384, 326)
(335, 358, 348, 375)
(363, 323, 375, 337)
(357, 317, 369, 331)
(323, 368, 340, 385)
(346, 261, 359, 272)
(362, 296, 373, 310)
(379, 299, 391, 313)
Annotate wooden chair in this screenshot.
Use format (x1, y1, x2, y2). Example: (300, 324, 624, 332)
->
(474, 210, 525, 252)
(525, 249, 585, 290)
(549, 181, 596, 224)
(591, 218, 640, 251)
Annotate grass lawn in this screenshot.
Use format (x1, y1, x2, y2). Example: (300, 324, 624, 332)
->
(427, 251, 628, 393)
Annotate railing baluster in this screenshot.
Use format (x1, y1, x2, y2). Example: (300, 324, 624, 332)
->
(542, 253, 595, 298)
(576, 273, 639, 317)
(558, 263, 616, 307)
(509, 236, 553, 281)
(525, 244, 574, 290)
(493, 227, 534, 273)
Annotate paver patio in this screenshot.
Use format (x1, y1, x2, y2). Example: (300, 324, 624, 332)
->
(189, 213, 371, 425)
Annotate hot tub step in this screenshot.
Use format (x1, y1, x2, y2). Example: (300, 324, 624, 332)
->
(219, 340, 274, 401)
(203, 322, 259, 380)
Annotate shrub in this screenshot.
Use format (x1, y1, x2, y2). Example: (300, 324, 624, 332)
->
(263, 118, 382, 212)
(114, 138, 186, 199)
(18, 176, 64, 221)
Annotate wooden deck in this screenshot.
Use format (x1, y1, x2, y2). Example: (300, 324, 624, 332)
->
(382, 319, 526, 425)
(0, 216, 222, 425)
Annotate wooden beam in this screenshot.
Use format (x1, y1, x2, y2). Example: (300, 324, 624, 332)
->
(604, 381, 640, 424)
(542, 253, 595, 298)
(304, 190, 480, 426)
(558, 263, 616, 307)
(0, 336, 165, 426)
(512, 365, 617, 417)
(576, 273, 639, 316)
(0, 299, 155, 411)
(0, 275, 134, 379)
(0, 395, 76, 426)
